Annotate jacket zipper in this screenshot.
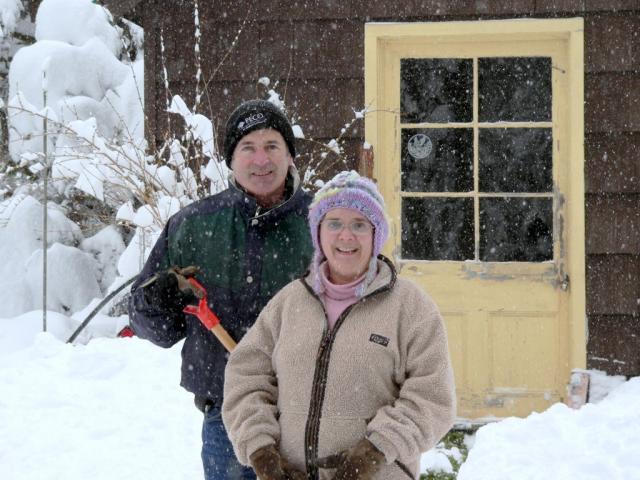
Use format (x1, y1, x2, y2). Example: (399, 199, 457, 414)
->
(302, 273, 394, 480)
(303, 298, 330, 480)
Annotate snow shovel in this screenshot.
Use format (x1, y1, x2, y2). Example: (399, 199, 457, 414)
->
(182, 277, 237, 352)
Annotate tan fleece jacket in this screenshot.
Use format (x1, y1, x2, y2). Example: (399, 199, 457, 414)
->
(222, 256, 456, 480)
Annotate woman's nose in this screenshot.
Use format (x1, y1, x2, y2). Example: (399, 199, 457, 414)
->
(337, 225, 356, 240)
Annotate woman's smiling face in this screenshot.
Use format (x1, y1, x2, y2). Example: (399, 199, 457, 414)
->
(319, 208, 374, 285)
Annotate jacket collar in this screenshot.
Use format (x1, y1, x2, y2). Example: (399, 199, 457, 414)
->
(303, 254, 397, 298)
(228, 166, 307, 221)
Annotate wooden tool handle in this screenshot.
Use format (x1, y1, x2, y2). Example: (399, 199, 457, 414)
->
(210, 324, 237, 352)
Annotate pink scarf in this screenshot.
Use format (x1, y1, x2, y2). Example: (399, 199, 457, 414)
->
(319, 262, 366, 330)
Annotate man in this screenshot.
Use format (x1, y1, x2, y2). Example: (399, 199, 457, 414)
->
(128, 100, 313, 480)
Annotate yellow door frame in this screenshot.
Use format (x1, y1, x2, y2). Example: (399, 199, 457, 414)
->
(364, 18, 585, 419)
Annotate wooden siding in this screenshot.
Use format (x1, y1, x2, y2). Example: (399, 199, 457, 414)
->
(586, 133, 640, 193)
(588, 315, 640, 375)
(145, 0, 640, 377)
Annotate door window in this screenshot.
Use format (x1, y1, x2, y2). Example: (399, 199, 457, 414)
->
(400, 56, 553, 262)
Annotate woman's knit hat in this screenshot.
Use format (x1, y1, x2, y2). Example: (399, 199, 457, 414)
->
(308, 170, 389, 296)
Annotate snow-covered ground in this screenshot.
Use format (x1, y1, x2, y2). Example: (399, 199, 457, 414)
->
(458, 376, 640, 480)
(1, 313, 639, 480)
(0, 314, 203, 480)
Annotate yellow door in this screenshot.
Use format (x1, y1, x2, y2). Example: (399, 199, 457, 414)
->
(365, 19, 585, 419)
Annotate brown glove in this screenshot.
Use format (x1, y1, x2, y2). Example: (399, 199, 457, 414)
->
(249, 444, 307, 480)
(331, 438, 385, 480)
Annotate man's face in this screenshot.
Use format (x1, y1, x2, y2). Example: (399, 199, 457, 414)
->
(231, 128, 293, 207)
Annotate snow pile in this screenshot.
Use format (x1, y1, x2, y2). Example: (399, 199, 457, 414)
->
(458, 377, 640, 479)
(80, 225, 126, 291)
(0, 329, 202, 480)
(421, 441, 466, 475)
(586, 368, 628, 403)
(0, 195, 127, 317)
(0, 311, 76, 354)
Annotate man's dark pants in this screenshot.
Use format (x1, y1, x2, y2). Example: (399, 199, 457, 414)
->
(202, 405, 256, 479)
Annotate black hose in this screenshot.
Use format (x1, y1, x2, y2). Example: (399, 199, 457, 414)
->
(66, 275, 138, 344)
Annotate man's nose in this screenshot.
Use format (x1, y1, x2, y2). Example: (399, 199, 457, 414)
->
(252, 148, 269, 165)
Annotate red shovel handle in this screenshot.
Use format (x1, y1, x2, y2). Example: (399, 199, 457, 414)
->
(183, 278, 237, 352)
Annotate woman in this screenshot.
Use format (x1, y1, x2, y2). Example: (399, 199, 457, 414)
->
(222, 171, 456, 480)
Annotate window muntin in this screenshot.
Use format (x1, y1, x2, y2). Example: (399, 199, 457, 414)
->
(399, 56, 553, 262)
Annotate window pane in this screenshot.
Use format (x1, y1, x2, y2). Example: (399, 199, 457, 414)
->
(402, 197, 474, 260)
(401, 128, 473, 192)
(479, 128, 552, 193)
(401, 58, 473, 123)
(479, 57, 551, 122)
(480, 198, 553, 262)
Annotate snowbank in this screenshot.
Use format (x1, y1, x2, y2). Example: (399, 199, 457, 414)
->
(0, 310, 74, 354)
(0, 331, 203, 480)
(0, 195, 124, 318)
(458, 377, 640, 479)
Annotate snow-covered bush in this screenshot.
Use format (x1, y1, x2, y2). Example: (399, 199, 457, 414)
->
(0, 0, 153, 319)
(8, 0, 143, 160)
(6, 0, 231, 223)
(0, 0, 367, 331)
(0, 194, 116, 316)
(0, 0, 231, 323)
(0, 0, 22, 38)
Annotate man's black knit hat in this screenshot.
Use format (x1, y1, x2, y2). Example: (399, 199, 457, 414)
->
(223, 99, 296, 167)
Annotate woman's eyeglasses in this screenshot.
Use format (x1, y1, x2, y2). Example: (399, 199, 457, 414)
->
(321, 219, 373, 235)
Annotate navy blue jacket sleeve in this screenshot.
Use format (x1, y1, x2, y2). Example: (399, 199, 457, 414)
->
(128, 221, 187, 348)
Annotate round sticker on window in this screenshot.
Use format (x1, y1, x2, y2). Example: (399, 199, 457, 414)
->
(407, 134, 433, 160)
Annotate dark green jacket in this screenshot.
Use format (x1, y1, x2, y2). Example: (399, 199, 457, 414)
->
(129, 175, 313, 404)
